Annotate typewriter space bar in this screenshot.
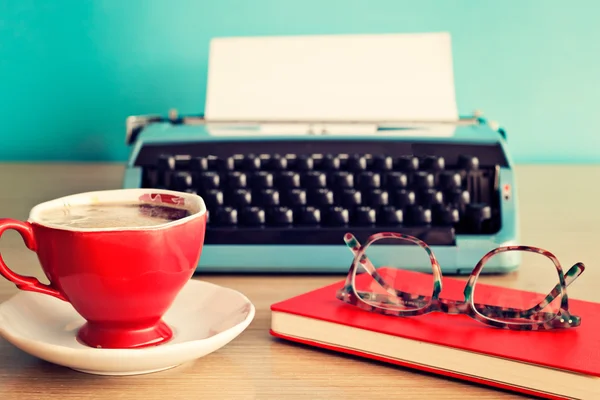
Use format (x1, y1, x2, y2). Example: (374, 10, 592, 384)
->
(204, 226, 456, 246)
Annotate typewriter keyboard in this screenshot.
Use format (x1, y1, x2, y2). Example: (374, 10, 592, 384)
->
(136, 141, 503, 245)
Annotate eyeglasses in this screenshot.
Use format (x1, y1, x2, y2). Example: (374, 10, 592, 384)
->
(335, 232, 585, 330)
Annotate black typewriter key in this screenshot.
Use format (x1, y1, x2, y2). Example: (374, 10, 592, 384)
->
(206, 155, 222, 171)
(340, 189, 362, 207)
(230, 189, 252, 207)
(223, 155, 241, 171)
(465, 203, 492, 232)
(242, 154, 261, 170)
(385, 172, 408, 189)
(347, 155, 367, 171)
(294, 155, 314, 171)
(157, 154, 176, 171)
(203, 190, 224, 208)
(308, 188, 334, 206)
(239, 207, 265, 226)
(433, 205, 460, 225)
(227, 171, 247, 188)
(144, 170, 159, 188)
(155, 155, 174, 187)
(173, 155, 191, 170)
(260, 154, 283, 170)
(413, 171, 435, 188)
(372, 155, 394, 171)
(405, 205, 432, 226)
(378, 206, 403, 225)
(458, 155, 480, 171)
(302, 171, 327, 188)
(310, 154, 323, 167)
(283, 188, 307, 206)
(357, 171, 381, 189)
(352, 206, 376, 226)
(198, 172, 220, 190)
(331, 171, 354, 189)
(395, 155, 419, 171)
(320, 154, 341, 170)
(421, 155, 445, 171)
(365, 189, 389, 207)
(199, 171, 220, 189)
(392, 189, 416, 207)
(256, 189, 280, 206)
(250, 171, 274, 188)
(275, 155, 290, 170)
(418, 189, 444, 208)
(276, 171, 301, 188)
(266, 207, 293, 225)
(439, 171, 462, 190)
(190, 156, 209, 171)
(171, 171, 193, 191)
(296, 206, 321, 225)
(324, 207, 349, 226)
(283, 154, 297, 168)
(212, 207, 238, 226)
(447, 189, 471, 207)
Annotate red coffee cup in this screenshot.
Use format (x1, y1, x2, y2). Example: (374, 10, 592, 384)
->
(0, 189, 207, 349)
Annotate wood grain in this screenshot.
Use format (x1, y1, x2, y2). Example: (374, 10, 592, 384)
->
(1, 163, 599, 399)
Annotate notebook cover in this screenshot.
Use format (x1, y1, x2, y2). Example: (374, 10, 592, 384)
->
(270, 269, 600, 399)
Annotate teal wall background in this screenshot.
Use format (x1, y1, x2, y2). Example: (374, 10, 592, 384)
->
(0, 0, 598, 163)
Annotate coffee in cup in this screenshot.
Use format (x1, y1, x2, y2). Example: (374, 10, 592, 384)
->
(35, 201, 193, 229)
(0, 189, 207, 349)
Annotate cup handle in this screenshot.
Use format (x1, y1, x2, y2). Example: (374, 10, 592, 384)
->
(0, 218, 67, 301)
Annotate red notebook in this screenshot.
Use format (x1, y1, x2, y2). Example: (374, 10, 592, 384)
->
(270, 269, 600, 400)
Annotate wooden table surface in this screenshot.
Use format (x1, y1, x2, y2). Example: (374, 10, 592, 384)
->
(0, 163, 599, 399)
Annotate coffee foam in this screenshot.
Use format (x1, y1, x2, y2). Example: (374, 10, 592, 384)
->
(36, 202, 192, 229)
(28, 189, 206, 232)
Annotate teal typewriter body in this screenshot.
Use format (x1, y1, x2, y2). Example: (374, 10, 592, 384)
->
(122, 114, 519, 275)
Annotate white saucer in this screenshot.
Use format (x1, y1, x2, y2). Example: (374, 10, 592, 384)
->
(0, 279, 255, 376)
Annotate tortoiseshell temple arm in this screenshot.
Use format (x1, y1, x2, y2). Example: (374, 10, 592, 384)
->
(343, 233, 585, 319)
(466, 262, 586, 319)
(505, 262, 585, 317)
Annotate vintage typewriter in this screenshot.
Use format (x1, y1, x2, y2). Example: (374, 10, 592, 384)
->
(121, 33, 520, 274)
